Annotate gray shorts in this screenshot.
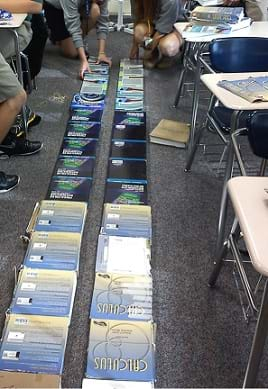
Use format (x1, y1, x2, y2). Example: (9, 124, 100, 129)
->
(0, 21, 32, 102)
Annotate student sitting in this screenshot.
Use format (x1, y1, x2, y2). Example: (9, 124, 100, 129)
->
(43, 0, 111, 79)
(130, 0, 184, 69)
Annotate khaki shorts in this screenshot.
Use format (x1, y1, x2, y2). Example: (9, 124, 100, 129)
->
(0, 21, 32, 59)
(0, 52, 23, 103)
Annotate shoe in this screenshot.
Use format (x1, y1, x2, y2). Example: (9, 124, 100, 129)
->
(0, 137, 43, 157)
(26, 106, 41, 129)
(0, 171, 20, 193)
(156, 55, 176, 69)
(143, 48, 162, 70)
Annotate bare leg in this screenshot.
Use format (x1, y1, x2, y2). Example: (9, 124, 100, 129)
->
(158, 31, 183, 57)
(0, 90, 26, 143)
(57, 37, 78, 59)
(129, 22, 149, 59)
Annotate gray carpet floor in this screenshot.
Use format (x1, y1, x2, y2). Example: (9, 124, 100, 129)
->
(0, 30, 268, 388)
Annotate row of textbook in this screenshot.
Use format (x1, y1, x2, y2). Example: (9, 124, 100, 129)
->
(82, 59, 155, 389)
(46, 56, 110, 203)
(182, 6, 251, 37)
(0, 58, 110, 388)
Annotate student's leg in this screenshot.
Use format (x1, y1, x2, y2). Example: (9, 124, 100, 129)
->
(129, 22, 149, 59)
(158, 31, 183, 57)
(87, 2, 101, 31)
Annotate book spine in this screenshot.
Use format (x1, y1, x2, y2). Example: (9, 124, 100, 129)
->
(192, 11, 239, 23)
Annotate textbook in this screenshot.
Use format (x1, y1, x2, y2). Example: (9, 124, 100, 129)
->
(119, 67, 144, 78)
(86, 319, 155, 382)
(110, 140, 147, 159)
(82, 379, 154, 389)
(197, 0, 223, 5)
(101, 204, 152, 239)
(83, 71, 109, 81)
(71, 93, 105, 109)
(9, 268, 77, 317)
(120, 58, 143, 68)
(95, 235, 151, 275)
(53, 156, 95, 177)
(65, 122, 100, 138)
(70, 108, 103, 123)
(117, 87, 144, 99)
(182, 17, 251, 37)
(90, 64, 109, 75)
(112, 123, 146, 141)
(191, 6, 244, 23)
(218, 76, 268, 103)
(108, 158, 147, 182)
(105, 179, 148, 205)
(80, 80, 108, 95)
(149, 119, 190, 148)
(61, 138, 98, 157)
(113, 111, 146, 128)
(87, 56, 110, 67)
(0, 9, 12, 22)
(0, 314, 69, 374)
(24, 231, 81, 271)
(32, 200, 87, 234)
(118, 77, 144, 91)
(116, 97, 144, 112)
(90, 272, 153, 321)
(47, 176, 92, 202)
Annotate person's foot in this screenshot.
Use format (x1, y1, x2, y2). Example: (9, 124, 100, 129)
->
(0, 171, 20, 193)
(26, 106, 41, 129)
(143, 48, 162, 69)
(156, 55, 176, 69)
(0, 136, 43, 157)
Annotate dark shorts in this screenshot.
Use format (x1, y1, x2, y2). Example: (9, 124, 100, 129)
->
(43, 1, 70, 43)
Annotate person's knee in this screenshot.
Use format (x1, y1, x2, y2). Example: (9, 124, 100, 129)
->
(134, 24, 147, 44)
(7, 89, 27, 114)
(90, 3, 100, 24)
(159, 39, 180, 57)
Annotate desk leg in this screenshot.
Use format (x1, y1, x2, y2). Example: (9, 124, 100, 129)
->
(243, 279, 268, 388)
(173, 41, 191, 108)
(214, 110, 240, 259)
(186, 42, 201, 154)
(12, 29, 27, 134)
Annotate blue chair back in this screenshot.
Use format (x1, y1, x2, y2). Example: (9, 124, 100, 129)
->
(209, 37, 268, 73)
(247, 111, 268, 159)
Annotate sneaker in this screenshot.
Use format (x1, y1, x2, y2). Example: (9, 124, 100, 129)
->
(143, 48, 162, 70)
(0, 171, 20, 193)
(26, 106, 41, 129)
(0, 137, 43, 157)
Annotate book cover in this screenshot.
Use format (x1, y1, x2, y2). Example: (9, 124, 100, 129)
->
(218, 75, 268, 103)
(0, 10, 12, 22)
(182, 17, 251, 36)
(117, 88, 144, 99)
(116, 97, 144, 112)
(110, 140, 146, 159)
(71, 93, 105, 110)
(0, 314, 69, 374)
(80, 80, 108, 95)
(95, 235, 151, 275)
(113, 111, 146, 127)
(149, 119, 190, 148)
(53, 156, 95, 177)
(61, 138, 98, 157)
(90, 64, 109, 75)
(112, 124, 146, 141)
(120, 58, 143, 67)
(24, 231, 81, 271)
(46, 176, 92, 202)
(118, 77, 144, 90)
(9, 268, 77, 317)
(65, 122, 100, 139)
(119, 68, 144, 78)
(82, 379, 154, 389)
(90, 272, 153, 321)
(34, 200, 87, 234)
(87, 57, 110, 67)
(105, 179, 148, 205)
(191, 6, 244, 23)
(101, 204, 152, 239)
(108, 158, 147, 182)
(83, 71, 109, 81)
(70, 108, 103, 123)
(86, 319, 155, 381)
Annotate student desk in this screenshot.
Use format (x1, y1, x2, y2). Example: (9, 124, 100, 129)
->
(200, 71, 268, 259)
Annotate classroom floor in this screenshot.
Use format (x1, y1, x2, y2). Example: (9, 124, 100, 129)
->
(0, 30, 268, 388)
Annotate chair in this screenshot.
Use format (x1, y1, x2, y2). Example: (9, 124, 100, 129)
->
(209, 176, 268, 388)
(185, 37, 268, 172)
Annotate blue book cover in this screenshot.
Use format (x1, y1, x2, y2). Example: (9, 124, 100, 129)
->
(33, 200, 87, 234)
(71, 93, 105, 110)
(108, 158, 147, 183)
(65, 122, 100, 138)
(110, 140, 146, 159)
(53, 156, 95, 177)
(101, 204, 152, 239)
(86, 319, 155, 381)
(0, 314, 69, 375)
(61, 138, 98, 157)
(23, 231, 81, 271)
(105, 179, 148, 205)
(115, 97, 144, 112)
(82, 379, 154, 388)
(95, 235, 151, 276)
(46, 176, 92, 202)
(70, 108, 103, 122)
(191, 6, 244, 23)
(90, 272, 153, 321)
(113, 111, 146, 127)
(9, 268, 77, 317)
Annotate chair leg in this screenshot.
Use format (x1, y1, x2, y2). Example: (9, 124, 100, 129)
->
(243, 279, 268, 388)
(185, 123, 206, 172)
(208, 240, 228, 287)
(259, 159, 267, 176)
(173, 66, 187, 108)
